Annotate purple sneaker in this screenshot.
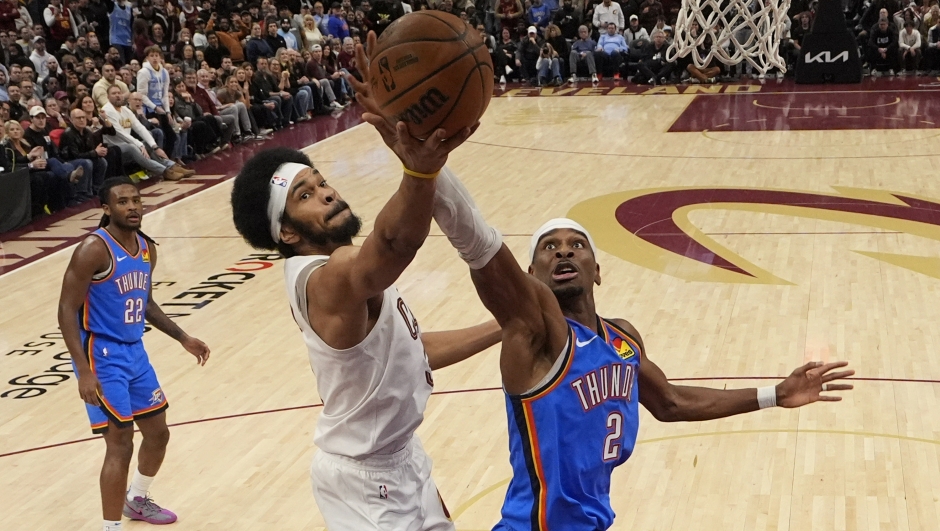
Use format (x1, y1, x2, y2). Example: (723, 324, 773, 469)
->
(123, 494, 178, 524)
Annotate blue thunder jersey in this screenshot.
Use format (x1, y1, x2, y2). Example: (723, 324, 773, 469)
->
(81, 228, 151, 343)
(497, 317, 642, 531)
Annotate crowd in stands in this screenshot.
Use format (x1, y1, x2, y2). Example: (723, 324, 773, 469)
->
(3, 0, 938, 229)
(483, 0, 940, 85)
(1, 0, 370, 225)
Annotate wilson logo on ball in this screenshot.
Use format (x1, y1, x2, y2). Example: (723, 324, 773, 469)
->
(394, 88, 450, 126)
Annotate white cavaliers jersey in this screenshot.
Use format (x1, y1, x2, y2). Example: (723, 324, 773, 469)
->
(283, 255, 434, 458)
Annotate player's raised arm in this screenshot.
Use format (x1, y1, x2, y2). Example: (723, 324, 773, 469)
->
(433, 169, 569, 395)
(314, 32, 476, 306)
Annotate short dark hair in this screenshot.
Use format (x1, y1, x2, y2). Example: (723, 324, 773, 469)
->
(144, 45, 163, 57)
(231, 147, 313, 256)
(97, 176, 157, 244)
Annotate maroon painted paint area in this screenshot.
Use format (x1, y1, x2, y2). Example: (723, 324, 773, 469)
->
(0, 109, 364, 276)
(615, 189, 940, 276)
(669, 91, 940, 132)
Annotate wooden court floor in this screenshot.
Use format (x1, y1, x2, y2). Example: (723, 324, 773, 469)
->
(3, 91, 940, 530)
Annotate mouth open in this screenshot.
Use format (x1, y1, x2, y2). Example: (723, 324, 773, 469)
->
(326, 203, 348, 221)
(127, 214, 140, 222)
(552, 261, 579, 282)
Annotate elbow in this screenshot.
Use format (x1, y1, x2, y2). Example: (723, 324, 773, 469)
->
(647, 393, 683, 422)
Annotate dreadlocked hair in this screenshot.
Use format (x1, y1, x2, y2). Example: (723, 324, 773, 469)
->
(97, 176, 157, 245)
(231, 147, 313, 258)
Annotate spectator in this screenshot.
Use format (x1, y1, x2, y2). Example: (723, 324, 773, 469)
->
(637, 0, 662, 31)
(91, 62, 127, 107)
(23, 106, 94, 206)
(43, 0, 73, 50)
(496, 0, 524, 35)
(633, 28, 673, 84)
(29, 36, 51, 81)
(595, 21, 627, 78)
(624, 14, 648, 45)
(536, 42, 562, 85)
(337, 36, 361, 82)
(0, 0, 21, 34)
(132, 18, 154, 62)
(516, 25, 542, 83)
(1, 118, 68, 215)
(252, 56, 291, 128)
(899, 19, 922, 72)
(59, 107, 110, 194)
(553, 0, 581, 40)
(191, 68, 237, 144)
(203, 31, 230, 68)
(127, 90, 165, 150)
(593, 0, 625, 31)
(278, 17, 299, 50)
(136, 45, 178, 160)
(246, 22, 273, 64)
(326, 3, 351, 40)
(370, 0, 404, 36)
(528, 0, 551, 33)
(264, 21, 287, 52)
(108, 0, 134, 62)
(868, 17, 899, 74)
(569, 24, 598, 82)
(305, 43, 346, 110)
(171, 76, 222, 155)
(926, 19, 940, 73)
(100, 84, 191, 180)
(301, 14, 324, 51)
(43, 96, 69, 129)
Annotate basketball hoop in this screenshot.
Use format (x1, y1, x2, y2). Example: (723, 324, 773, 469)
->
(666, 0, 792, 75)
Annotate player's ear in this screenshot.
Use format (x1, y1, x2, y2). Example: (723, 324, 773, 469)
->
(594, 262, 601, 286)
(527, 264, 534, 275)
(279, 223, 300, 246)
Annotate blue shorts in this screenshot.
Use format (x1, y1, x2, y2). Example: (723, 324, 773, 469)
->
(75, 332, 169, 434)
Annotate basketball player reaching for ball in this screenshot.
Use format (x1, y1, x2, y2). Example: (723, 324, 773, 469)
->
(57, 177, 210, 531)
(229, 34, 498, 531)
(431, 172, 857, 530)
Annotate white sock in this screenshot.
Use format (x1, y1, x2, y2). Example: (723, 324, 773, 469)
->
(432, 166, 502, 270)
(103, 520, 122, 531)
(127, 470, 155, 502)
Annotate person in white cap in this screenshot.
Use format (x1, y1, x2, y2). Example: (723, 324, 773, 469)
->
(624, 14, 648, 46)
(430, 169, 857, 530)
(229, 34, 498, 531)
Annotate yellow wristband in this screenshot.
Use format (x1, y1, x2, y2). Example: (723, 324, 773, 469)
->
(402, 166, 440, 179)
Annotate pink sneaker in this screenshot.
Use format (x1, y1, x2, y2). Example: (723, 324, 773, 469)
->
(123, 494, 178, 524)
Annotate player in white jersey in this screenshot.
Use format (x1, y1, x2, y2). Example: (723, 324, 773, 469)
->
(230, 35, 499, 531)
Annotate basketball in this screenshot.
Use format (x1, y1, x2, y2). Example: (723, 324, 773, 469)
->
(367, 11, 494, 139)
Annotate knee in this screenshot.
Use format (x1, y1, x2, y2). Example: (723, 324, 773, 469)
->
(106, 429, 135, 463)
(144, 424, 170, 448)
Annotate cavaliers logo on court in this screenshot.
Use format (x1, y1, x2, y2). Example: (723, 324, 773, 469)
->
(569, 186, 940, 285)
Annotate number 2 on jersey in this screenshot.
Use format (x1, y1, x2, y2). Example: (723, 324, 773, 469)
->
(124, 297, 144, 324)
(603, 411, 623, 461)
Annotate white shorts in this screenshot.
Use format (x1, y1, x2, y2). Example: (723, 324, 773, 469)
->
(311, 437, 455, 531)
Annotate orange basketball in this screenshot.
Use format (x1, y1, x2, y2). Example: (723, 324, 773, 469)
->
(368, 11, 493, 139)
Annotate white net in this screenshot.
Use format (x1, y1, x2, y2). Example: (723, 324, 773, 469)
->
(666, 0, 792, 75)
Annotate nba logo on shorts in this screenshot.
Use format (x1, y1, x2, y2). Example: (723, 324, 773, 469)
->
(378, 485, 388, 500)
(271, 176, 289, 187)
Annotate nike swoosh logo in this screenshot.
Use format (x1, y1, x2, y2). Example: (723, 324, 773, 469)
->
(116, 256, 127, 261)
(575, 336, 597, 348)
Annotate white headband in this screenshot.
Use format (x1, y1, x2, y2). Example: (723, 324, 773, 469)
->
(267, 162, 310, 242)
(529, 218, 598, 263)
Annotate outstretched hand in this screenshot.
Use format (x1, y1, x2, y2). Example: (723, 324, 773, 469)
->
(346, 31, 479, 174)
(776, 361, 854, 408)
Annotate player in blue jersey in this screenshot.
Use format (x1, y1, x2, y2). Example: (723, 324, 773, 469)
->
(57, 177, 210, 531)
(430, 172, 856, 530)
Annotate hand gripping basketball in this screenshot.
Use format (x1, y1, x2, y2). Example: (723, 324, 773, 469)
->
(348, 31, 479, 176)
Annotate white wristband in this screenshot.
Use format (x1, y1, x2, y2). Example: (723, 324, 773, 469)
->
(757, 386, 777, 409)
